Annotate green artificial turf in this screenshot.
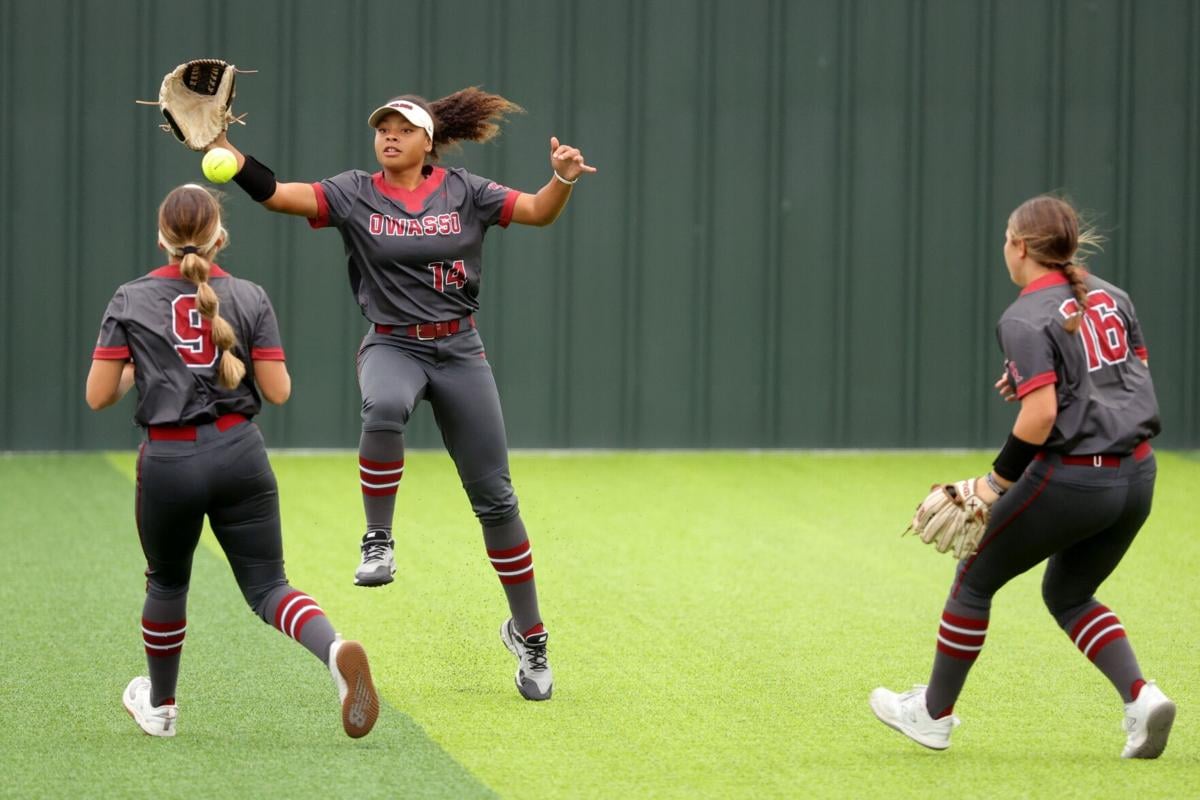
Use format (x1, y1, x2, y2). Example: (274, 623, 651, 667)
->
(1, 450, 1197, 798)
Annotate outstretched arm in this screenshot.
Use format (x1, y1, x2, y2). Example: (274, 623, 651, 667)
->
(207, 134, 319, 218)
(511, 136, 598, 227)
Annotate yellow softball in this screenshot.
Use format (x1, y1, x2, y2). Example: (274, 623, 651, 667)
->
(202, 147, 238, 184)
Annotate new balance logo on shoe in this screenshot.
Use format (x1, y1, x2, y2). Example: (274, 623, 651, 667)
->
(869, 684, 959, 751)
(329, 638, 380, 738)
(122, 676, 178, 738)
(1122, 681, 1175, 759)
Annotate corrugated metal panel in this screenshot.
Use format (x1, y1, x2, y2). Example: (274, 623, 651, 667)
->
(1, 0, 1197, 449)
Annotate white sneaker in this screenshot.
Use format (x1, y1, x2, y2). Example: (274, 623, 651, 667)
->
(500, 619, 553, 701)
(869, 685, 958, 750)
(329, 637, 379, 738)
(1122, 681, 1175, 759)
(122, 676, 178, 738)
(354, 530, 396, 587)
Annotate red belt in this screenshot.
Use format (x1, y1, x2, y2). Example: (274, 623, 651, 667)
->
(375, 315, 475, 341)
(1039, 440, 1152, 467)
(148, 413, 249, 441)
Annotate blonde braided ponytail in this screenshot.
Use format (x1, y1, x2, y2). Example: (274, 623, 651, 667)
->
(158, 185, 246, 389)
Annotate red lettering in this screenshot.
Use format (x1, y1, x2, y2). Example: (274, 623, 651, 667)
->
(369, 214, 383, 235)
(1059, 290, 1130, 371)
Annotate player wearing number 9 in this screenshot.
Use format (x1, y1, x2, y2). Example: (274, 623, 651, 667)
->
(871, 195, 1175, 758)
(208, 88, 596, 701)
(86, 185, 379, 739)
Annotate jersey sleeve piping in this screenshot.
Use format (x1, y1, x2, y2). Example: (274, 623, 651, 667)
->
(1015, 370, 1057, 398)
(92, 345, 131, 360)
(1134, 346, 1149, 360)
(251, 347, 286, 361)
(498, 190, 520, 228)
(307, 182, 331, 229)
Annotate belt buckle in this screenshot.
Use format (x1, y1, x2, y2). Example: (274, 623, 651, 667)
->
(416, 324, 435, 341)
(1093, 455, 1103, 467)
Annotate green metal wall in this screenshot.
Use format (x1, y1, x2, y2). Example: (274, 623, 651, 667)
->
(2, 0, 1198, 449)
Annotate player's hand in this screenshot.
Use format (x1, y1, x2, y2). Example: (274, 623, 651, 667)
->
(549, 136, 597, 182)
(995, 372, 1016, 402)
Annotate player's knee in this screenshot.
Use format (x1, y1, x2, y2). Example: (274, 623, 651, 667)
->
(146, 574, 189, 600)
(246, 581, 291, 623)
(952, 580, 994, 613)
(463, 470, 519, 525)
(361, 395, 412, 431)
(1043, 586, 1094, 625)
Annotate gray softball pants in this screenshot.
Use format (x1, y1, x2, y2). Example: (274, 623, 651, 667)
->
(357, 326, 519, 525)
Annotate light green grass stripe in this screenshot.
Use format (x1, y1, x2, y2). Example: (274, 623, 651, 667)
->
(254, 450, 1199, 799)
(0, 454, 493, 800)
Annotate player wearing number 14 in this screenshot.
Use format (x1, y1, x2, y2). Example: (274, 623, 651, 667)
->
(206, 87, 596, 700)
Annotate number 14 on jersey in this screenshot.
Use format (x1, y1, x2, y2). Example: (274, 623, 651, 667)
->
(429, 260, 467, 292)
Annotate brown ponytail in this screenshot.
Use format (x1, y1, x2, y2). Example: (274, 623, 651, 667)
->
(1008, 195, 1105, 333)
(1060, 263, 1089, 334)
(158, 185, 246, 389)
(391, 88, 523, 162)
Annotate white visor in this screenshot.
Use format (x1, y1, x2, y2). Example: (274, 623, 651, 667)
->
(367, 100, 434, 140)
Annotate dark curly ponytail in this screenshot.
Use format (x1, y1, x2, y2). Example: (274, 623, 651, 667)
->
(386, 87, 523, 162)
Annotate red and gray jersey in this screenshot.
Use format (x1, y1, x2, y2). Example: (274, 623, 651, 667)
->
(997, 271, 1160, 455)
(92, 264, 286, 427)
(308, 166, 519, 325)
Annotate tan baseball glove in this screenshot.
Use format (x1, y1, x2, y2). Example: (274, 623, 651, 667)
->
(137, 59, 249, 151)
(905, 478, 992, 559)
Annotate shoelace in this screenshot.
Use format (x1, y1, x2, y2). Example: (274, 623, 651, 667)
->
(524, 639, 549, 671)
(361, 539, 392, 562)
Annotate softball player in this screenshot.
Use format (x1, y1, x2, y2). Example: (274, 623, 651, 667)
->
(86, 185, 379, 738)
(209, 88, 594, 701)
(870, 195, 1174, 758)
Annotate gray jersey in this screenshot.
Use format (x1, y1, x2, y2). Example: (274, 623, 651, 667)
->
(308, 166, 519, 325)
(997, 271, 1160, 455)
(93, 264, 285, 426)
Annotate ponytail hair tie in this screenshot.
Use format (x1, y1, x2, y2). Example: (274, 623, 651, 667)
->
(181, 245, 199, 255)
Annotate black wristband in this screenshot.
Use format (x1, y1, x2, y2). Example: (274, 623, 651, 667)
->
(232, 155, 278, 203)
(992, 433, 1040, 482)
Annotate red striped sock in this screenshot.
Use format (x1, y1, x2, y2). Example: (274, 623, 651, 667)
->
(935, 611, 988, 661)
(273, 591, 326, 641)
(1070, 604, 1127, 661)
(488, 540, 534, 585)
(360, 457, 404, 497)
(142, 617, 186, 658)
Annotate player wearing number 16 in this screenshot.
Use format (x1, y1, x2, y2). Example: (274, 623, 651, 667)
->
(209, 88, 596, 701)
(872, 195, 1174, 759)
